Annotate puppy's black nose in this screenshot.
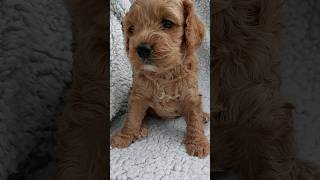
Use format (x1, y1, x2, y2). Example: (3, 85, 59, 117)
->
(137, 43, 152, 60)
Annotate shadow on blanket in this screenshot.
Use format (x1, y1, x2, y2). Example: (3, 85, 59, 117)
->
(54, 0, 107, 179)
(213, 0, 320, 179)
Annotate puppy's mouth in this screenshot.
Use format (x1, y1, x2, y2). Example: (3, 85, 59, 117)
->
(138, 56, 153, 65)
(134, 42, 180, 72)
(136, 48, 158, 72)
(143, 64, 157, 72)
(138, 52, 178, 73)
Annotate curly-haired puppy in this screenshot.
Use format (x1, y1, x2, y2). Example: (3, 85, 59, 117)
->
(213, 0, 320, 179)
(111, 0, 209, 158)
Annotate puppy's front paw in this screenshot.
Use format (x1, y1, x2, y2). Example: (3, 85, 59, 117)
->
(186, 137, 210, 158)
(111, 132, 135, 148)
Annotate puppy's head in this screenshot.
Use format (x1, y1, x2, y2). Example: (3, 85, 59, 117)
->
(122, 0, 204, 73)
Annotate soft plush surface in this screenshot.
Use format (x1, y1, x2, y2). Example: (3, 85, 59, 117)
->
(0, 0, 72, 179)
(110, 0, 132, 120)
(110, 0, 211, 179)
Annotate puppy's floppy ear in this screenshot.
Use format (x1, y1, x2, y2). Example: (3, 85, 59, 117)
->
(183, 0, 205, 53)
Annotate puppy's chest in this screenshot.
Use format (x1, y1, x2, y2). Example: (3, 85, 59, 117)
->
(149, 82, 197, 119)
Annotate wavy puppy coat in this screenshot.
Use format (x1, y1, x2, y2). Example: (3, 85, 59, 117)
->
(111, 0, 209, 158)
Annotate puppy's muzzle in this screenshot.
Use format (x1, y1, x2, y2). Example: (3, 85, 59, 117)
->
(136, 43, 152, 63)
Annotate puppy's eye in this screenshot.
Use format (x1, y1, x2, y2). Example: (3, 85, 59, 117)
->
(128, 26, 134, 33)
(162, 19, 173, 29)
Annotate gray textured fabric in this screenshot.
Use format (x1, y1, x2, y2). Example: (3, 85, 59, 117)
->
(110, 0, 211, 179)
(0, 0, 72, 179)
(110, 0, 132, 120)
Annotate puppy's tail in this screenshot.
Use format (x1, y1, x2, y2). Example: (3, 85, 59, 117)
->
(292, 160, 320, 180)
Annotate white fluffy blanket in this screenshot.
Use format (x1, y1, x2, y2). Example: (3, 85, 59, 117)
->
(110, 0, 211, 179)
(110, 0, 133, 120)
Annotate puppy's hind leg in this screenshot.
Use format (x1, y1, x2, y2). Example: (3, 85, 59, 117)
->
(183, 95, 210, 158)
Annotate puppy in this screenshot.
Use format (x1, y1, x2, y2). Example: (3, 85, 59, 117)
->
(111, 0, 209, 158)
